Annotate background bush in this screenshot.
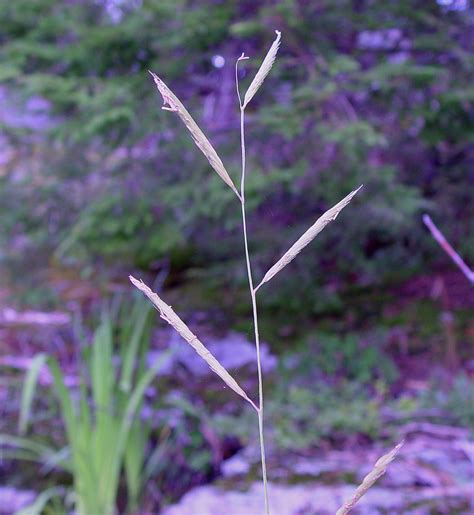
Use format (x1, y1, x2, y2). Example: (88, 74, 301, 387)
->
(1, 0, 473, 304)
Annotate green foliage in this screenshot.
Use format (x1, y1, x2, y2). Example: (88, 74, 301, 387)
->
(421, 374, 474, 428)
(302, 333, 398, 384)
(18, 353, 48, 435)
(267, 382, 382, 451)
(214, 329, 394, 452)
(214, 379, 382, 452)
(258, 333, 396, 450)
(56, 192, 187, 268)
(1, 0, 473, 300)
(165, 394, 215, 475)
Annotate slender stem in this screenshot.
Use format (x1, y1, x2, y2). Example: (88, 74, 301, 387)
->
(423, 214, 474, 285)
(239, 103, 269, 515)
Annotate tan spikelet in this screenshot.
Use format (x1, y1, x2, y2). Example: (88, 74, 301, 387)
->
(243, 30, 281, 109)
(255, 185, 362, 291)
(149, 71, 240, 199)
(129, 276, 256, 410)
(336, 441, 404, 515)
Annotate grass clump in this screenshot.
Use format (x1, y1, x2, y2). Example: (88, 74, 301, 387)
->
(1, 298, 168, 514)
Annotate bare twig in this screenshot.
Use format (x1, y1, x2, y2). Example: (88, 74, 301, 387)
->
(423, 214, 474, 285)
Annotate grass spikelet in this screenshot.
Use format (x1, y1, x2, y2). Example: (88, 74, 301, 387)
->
(243, 30, 281, 109)
(336, 441, 404, 515)
(129, 276, 256, 409)
(256, 185, 363, 291)
(148, 71, 240, 199)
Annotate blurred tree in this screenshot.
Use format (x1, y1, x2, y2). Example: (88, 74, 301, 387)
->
(0, 0, 472, 302)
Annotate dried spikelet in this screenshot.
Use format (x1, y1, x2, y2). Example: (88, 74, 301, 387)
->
(129, 276, 256, 410)
(149, 71, 240, 199)
(255, 185, 362, 291)
(242, 30, 281, 109)
(336, 441, 404, 515)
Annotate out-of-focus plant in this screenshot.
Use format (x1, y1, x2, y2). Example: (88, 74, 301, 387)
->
(0, 298, 169, 514)
(307, 333, 398, 384)
(421, 374, 474, 428)
(423, 214, 474, 285)
(268, 381, 382, 451)
(214, 377, 383, 453)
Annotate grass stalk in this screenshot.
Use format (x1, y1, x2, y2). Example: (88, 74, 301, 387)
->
(238, 98, 269, 513)
(145, 31, 376, 515)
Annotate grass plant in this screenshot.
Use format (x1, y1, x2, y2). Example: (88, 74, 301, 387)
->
(133, 31, 398, 514)
(1, 297, 168, 514)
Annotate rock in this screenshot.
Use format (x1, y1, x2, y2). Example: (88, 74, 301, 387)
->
(148, 331, 277, 377)
(221, 453, 251, 477)
(162, 481, 473, 515)
(0, 487, 36, 514)
(290, 453, 354, 478)
(357, 29, 406, 50)
(164, 431, 474, 514)
(162, 482, 349, 515)
(0, 308, 71, 327)
(0, 86, 56, 131)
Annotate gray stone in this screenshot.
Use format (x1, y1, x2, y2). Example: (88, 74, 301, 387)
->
(221, 453, 251, 477)
(148, 331, 277, 377)
(162, 481, 473, 515)
(163, 432, 474, 514)
(0, 487, 36, 514)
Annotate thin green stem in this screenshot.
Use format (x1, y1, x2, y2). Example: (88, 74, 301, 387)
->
(239, 102, 269, 515)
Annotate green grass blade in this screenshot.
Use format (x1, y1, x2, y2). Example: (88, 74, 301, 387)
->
(142, 428, 170, 483)
(120, 300, 153, 392)
(47, 358, 76, 443)
(19, 353, 48, 435)
(0, 448, 44, 462)
(74, 426, 104, 515)
(124, 422, 149, 510)
(47, 358, 103, 514)
(41, 446, 71, 474)
(0, 434, 57, 459)
(106, 350, 171, 511)
(91, 319, 118, 513)
(121, 350, 171, 440)
(79, 381, 91, 436)
(0, 436, 69, 472)
(15, 486, 65, 515)
(91, 318, 113, 413)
